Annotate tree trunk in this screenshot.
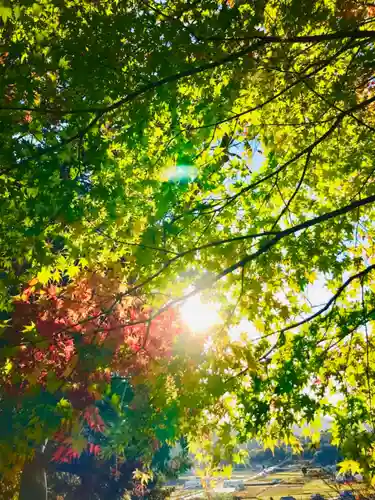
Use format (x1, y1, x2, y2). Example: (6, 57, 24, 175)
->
(19, 451, 48, 500)
(76, 473, 95, 500)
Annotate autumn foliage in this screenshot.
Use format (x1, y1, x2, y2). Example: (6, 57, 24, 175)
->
(1, 271, 183, 466)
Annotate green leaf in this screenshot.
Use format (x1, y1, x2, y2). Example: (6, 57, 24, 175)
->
(13, 4, 20, 19)
(32, 3, 42, 15)
(46, 372, 61, 393)
(58, 56, 69, 69)
(56, 398, 71, 410)
(0, 5, 12, 23)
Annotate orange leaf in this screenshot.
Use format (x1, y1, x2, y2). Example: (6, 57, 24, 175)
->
(28, 277, 38, 286)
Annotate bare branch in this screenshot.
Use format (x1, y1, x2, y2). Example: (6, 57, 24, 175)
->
(96, 228, 180, 256)
(271, 150, 311, 230)
(304, 81, 375, 133)
(186, 40, 356, 133)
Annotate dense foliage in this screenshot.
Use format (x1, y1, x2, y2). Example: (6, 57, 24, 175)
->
(0, 272, 189, 497)
(1, 0, 375, 496)
(46, 382, 191, 499)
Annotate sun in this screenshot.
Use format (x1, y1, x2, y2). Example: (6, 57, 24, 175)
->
(180, 294, 221, 333)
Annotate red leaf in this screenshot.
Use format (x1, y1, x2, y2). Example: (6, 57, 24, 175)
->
(88, 443, 101, 455)
(51, 446, 67, 463)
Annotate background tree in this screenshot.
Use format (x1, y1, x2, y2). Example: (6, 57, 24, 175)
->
(46, 379, 191, 500)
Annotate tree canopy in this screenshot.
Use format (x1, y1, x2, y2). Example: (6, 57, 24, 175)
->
(1, 0, 375, 496)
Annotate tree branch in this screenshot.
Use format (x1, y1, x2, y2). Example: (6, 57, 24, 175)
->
(276, 264, 375, 335)
(216, 195, 375, 283)
(271, 150, 311, 230)
(123, 194, 375, 326)
(214, 93, 375, 211)
(205, 30, 375, 43)
(186, 39, 358, 133)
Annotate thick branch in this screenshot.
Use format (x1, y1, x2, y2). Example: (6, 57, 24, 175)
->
(19, 34, 364, 166)
(139, 1, 375, 45)
(20, 40, 264, 161)
(41, 195, 375, 339)
(188, 38, 361, 133)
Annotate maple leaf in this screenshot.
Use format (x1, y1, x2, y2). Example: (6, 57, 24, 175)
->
(37, 267, 52, 285)
(88, 443, 101, 456)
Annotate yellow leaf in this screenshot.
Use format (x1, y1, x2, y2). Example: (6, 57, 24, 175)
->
(37, 266, 52, 285)
(305, 271, 317, 283)
(311, 431, 320, 445)
(337, 460, 362, 475)
(253, 319, 264, 332)
(52, 269, 61, 282)
(34, 92, 41, 106)
(263, 437, 276, 454)
(133, 469, 153, 485)
(301, 427, 311, 437)
(222, 464, 232, 477)
(132, 217, 146, 235)
(79, 257, 88, 268)
(67, 265, 80, 278)
(22, 321, 36, 333)
(57, 398, 71, 410)
(4, 359, 12, 374)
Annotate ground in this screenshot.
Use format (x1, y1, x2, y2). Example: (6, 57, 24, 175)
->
(172, 467, 369, 499)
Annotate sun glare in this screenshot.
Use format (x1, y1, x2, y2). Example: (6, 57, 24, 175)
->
(180, 295, 263, 340)
(180, 295, 221, 333)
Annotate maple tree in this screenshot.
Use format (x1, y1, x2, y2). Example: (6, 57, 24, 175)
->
(1, 0, 375, 495)
(0, 271, 189, 498)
